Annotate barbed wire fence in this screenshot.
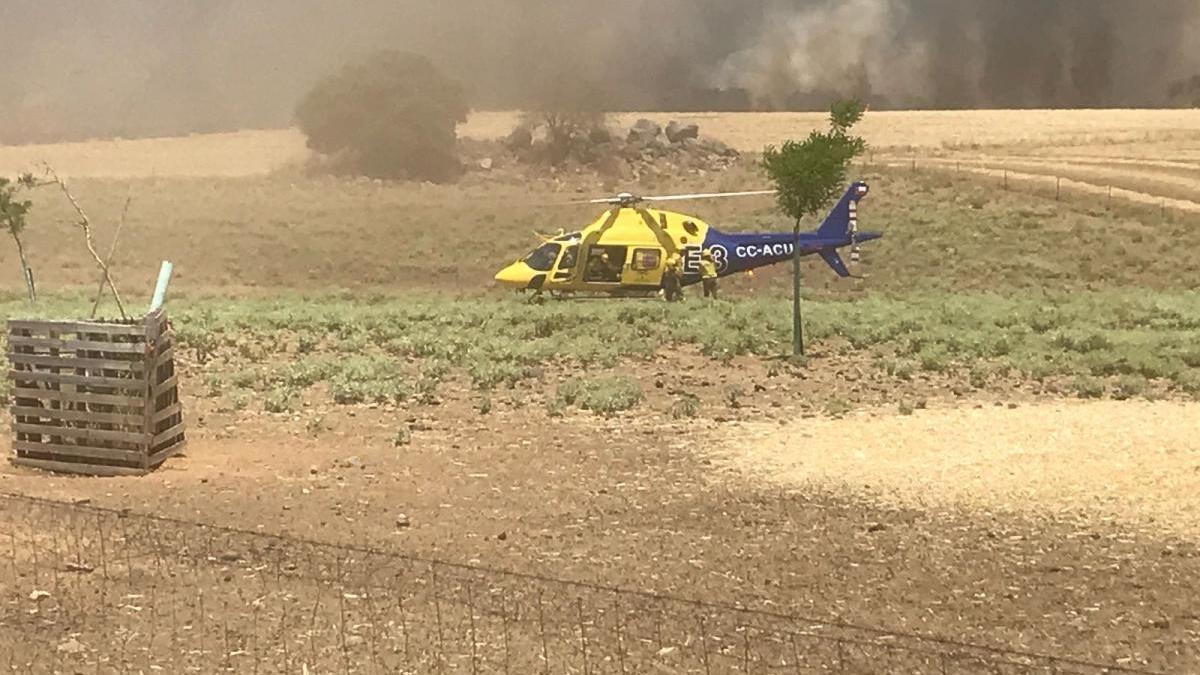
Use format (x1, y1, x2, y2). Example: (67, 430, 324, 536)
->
(865, 155, 1200, 223)
(0, 493, 1162, 674)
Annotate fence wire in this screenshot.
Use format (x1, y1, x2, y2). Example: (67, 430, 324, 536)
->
(0, 493, 1161, 674)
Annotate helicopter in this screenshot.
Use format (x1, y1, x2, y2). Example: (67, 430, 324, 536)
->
(494, 181, 880, 297)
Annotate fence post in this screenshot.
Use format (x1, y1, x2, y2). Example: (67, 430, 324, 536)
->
(743, 628, 752, 673)
(537, 591, 552, 675)
(280, 591, 290, 673)
(336, 557, 349, 675)
(433, 568, 446, 675)
(1056, 176, 1061, 201)
(613, 595, 627, 675)
(790, 634, 802, 675)
(698, 615, 711, 675)
(1108, 185, 1112, 209)
(468, 584, 480, 675)
(577, 598, 590, 675)
(198, 589, 206, 666)
(397, 585, 410, 662)
(502, 593, 512, 675)
(7, 522, 16, 580)
(1003, 170, 1008, 190)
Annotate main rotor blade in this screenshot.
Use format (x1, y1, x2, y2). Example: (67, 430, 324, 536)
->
(641, 189, 777, 202)
(575, 189, 777, 206)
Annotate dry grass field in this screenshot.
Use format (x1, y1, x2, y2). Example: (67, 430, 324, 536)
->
(0, 110, 1198, 672)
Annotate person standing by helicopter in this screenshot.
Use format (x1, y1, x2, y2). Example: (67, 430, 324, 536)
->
(663, 252, 684, 302)
(700, 250, 719, 299)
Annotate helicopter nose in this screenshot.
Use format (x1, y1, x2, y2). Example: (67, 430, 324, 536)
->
(494, 263, 533, 288)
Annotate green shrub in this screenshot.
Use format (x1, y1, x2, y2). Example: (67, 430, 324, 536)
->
(670, 393, 701, 420)
(1112, 375, 1145, 401)
(1173, 371, 1200, 398)
(918, 344, 952, 372)
(1052, 331, 1112, 353)
(475, 395, 493, 415)
(328, 356, 408, 404)
(825, 399, 852, 417)
(1072, 376, 1105, 399)
(725, 385, 745, 409)
(557, 376, 643, 415)
(264, 387, 297, 413)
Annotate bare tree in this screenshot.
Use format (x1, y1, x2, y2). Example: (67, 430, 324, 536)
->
(42, 165, 128, 319)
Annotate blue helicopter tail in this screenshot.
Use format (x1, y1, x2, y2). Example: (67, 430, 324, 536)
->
(815, 181, 870, 241)
(814, 182, 871, 278)
(818, 250, 852, 278)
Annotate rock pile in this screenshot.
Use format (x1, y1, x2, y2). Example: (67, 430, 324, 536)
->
(501, 116, 740, 177)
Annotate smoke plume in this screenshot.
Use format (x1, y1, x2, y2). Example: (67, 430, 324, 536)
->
(1, 0, 1197, 142)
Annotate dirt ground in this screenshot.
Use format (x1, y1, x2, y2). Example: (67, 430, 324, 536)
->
(1, 366, 1197, 671)
(717, 400, 1200, 541)
(2, 112, 1200, 671)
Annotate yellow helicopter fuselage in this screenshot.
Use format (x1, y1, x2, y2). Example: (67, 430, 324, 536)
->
(494, 207, 714, 294)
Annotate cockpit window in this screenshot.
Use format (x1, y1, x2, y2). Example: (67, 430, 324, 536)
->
(559, 245, 578, 270)
(524, 243, 561, 272)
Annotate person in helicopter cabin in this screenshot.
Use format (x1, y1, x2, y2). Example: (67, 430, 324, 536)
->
(700, 249, 719, 299)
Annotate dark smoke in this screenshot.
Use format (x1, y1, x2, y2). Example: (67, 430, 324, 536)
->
(1, 0, 1197, 143)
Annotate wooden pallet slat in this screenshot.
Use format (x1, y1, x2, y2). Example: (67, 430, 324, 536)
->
(8, 352, 146, 372)
(11, 389, 148, 409)
(151, 402, 184, 425)
(9, 370, 148, 391)
(10, 457, 149, 477)
(13, 440, 146, 464)
(7, 311, 185, 476)
(7, 335, 149, 354)
(10, 406, 147, 426)
(152, 421, 186, 447)
(7, 319, 146, 336)
(13, 423, 149, 445)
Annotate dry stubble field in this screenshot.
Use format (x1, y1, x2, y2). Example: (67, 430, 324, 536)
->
(0, 110, 1198, 673)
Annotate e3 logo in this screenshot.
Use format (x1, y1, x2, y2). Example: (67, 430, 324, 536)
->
(682, 247, 702, 276)
(707, 245, 729, 273)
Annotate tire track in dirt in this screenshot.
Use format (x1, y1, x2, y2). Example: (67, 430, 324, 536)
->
(711, 400, 1200, 541)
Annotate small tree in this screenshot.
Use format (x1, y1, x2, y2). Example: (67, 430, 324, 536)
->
(0, 173, 39, 301)
(296, 51, 469, 182)
(762, 100, 867, 356)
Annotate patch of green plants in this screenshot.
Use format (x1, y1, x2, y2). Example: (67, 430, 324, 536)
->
(1112, 375, 1146, 401)
(264, 386, 297, 413)
(557, 376, 644, 415)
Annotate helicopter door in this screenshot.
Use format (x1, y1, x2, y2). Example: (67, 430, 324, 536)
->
(623, 247, 664, 288)
(583, 245, 627, 283)
(553, 244, 578, 282)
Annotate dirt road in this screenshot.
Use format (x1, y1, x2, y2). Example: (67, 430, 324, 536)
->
(715, 400, 1200, 540)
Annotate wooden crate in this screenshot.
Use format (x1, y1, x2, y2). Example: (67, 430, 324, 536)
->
(7, 309, 184, 476)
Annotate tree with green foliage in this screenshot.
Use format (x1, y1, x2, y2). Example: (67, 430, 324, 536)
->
(761, 100, 868, 355)
(296, 51, 469, 182)
(0, 173, 40, 301)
